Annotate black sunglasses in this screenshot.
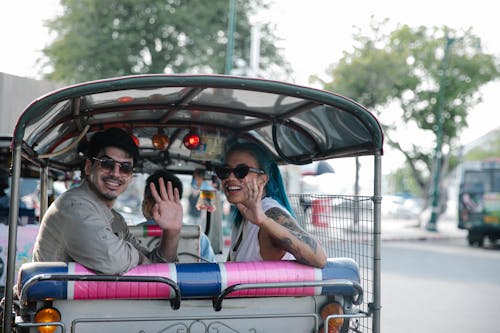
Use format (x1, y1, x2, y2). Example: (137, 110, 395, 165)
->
(214, 164, 265, 180)
(92, 157, 134, 175)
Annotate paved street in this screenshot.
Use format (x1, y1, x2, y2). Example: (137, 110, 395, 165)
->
(381, 238, 500, 332)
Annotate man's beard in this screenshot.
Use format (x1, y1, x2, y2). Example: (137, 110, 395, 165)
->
(89, 175, 124, 201)
(98, 190, 118, 201)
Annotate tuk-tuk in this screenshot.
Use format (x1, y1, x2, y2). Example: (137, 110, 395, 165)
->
(1, 75, 383, 333)
(458, 160, 500, 246)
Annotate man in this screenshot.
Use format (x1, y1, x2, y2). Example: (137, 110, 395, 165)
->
(32, 128, 182, 274)
(141, 170, 216, 262)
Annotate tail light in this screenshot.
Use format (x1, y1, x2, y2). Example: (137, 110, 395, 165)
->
(319, 302, 344, 333)
(34, 307, 61, 333)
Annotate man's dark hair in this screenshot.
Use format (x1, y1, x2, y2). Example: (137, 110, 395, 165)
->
(145, 170, 183, 199)
(83, 128, 139, 164)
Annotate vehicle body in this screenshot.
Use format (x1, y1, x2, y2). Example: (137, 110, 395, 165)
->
(0, 137, 44, 296)
(458, 160, 500, 246)
(1, 75, 383, 333)
(381, 194, 423, 220)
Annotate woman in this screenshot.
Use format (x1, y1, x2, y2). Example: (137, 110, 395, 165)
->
(215, 142, 327, 268)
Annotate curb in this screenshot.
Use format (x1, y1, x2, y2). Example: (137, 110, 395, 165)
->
(381, 218, 467, 242)
(381, 231, 466, 242)
(381, 227, 467, 242)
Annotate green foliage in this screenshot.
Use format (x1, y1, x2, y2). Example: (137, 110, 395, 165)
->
(390, 26, 498, 141)
(42, 0, 290, 83)
(385, 166, 423, 197)
(313, 19, 416, 108)
(313, 19, 500, 197)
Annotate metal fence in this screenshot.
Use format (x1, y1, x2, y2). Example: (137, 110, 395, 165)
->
(289, 194, 375, 333)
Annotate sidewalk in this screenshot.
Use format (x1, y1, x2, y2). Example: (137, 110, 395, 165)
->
(381, 216, 467, 241)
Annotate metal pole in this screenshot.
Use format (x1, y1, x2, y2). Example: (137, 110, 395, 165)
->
(2, 142, 22, 333)
(249, 24, 261, 76)
(427, 36, 453, 231)
(225, 0, 236, 74)
(353, 157, 360, 225)
(39, 163, 49, 220)
(372, 152, 382, 333)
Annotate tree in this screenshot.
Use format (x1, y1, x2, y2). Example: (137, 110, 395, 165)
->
(385, 166, 423, 197)
(312, 19, 500, 220)
(41, 0, 290, 83)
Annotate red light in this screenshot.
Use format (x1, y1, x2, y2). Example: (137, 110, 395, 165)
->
(183, 133, 201, 150)
(117, 96, 134, 103)
(131, 134, 140, 147)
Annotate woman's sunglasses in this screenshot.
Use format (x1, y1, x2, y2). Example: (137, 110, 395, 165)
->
(214, 164, 265, 180)
(92, 157, 134, 175)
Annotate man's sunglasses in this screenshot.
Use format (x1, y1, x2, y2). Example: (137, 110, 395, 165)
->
(214, 164, 265, 180)
(92, 157, 134, 175)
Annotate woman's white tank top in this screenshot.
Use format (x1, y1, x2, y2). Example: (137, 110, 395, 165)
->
(229, 197, 295, 262)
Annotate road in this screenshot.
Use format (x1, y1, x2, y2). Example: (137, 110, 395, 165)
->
(381, 238, 500, 332)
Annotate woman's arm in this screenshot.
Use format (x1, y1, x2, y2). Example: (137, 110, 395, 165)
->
(236, 178, 327, 268)
(258, 207, 327, 268)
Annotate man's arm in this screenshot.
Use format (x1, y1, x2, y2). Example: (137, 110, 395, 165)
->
(62, 198, 143, 274)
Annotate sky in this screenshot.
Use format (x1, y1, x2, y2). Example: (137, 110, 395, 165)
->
(0, 0, 499, 184)
(262, 0, 500, 146)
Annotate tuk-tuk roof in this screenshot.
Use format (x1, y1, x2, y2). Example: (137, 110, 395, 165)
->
(12, 74, 383, 174)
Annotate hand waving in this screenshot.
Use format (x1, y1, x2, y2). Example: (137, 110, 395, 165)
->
(149, 178, 183, 234)
(237, 178, 267, 226)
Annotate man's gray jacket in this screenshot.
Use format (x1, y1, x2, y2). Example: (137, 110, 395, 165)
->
(33, 180, 165, 274)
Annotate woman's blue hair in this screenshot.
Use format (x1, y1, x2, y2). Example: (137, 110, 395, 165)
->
(225, 142, 295, 226)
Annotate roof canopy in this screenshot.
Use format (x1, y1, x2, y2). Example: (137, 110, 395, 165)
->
(12, 75, 383, 174)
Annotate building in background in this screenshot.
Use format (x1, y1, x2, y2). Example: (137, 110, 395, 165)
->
(0, 72, 61, 136)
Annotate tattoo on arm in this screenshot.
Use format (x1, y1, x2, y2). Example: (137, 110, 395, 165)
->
(265, 207, 319, 256)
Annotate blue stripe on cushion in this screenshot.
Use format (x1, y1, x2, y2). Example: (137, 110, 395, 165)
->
(175, 263, 221, 298)
(321, 258, 360, 296)
(18, 262, 69, 300)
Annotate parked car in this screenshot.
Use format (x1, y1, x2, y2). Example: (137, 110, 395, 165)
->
(382, 195, 423, 219)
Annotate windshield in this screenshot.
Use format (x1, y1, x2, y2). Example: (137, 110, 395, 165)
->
(461, 169, 500, 192)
